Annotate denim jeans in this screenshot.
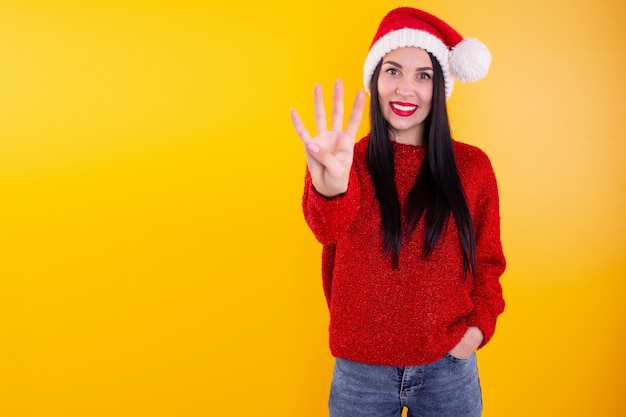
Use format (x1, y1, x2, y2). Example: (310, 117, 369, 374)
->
(329, 353, 482, 417)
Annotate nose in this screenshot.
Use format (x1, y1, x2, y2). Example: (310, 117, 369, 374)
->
(395, 75, 415, 95)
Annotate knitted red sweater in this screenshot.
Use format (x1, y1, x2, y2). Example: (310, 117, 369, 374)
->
(303, 136, 505, 366)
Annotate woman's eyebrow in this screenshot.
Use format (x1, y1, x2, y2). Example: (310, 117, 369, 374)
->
(382, 60, 433, 71)
(382, 60, 403, 68)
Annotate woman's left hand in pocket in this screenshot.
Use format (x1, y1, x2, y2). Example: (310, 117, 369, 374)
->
(449, 326, 484, 359)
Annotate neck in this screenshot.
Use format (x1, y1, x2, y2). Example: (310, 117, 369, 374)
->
(389, 127, 425, 146)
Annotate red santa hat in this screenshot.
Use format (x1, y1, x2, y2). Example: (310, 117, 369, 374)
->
(363, 7, 491, 99)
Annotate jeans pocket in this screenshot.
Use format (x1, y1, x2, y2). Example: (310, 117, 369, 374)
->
(446, 352, 474, 362)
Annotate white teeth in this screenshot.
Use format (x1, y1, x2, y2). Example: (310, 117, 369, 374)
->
(392, 103, 417, 111)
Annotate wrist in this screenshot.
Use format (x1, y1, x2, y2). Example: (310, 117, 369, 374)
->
(466, 326, 484, 347)
(312, 180, 349, 199)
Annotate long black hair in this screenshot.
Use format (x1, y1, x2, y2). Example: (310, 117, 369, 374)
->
(366, 52, 477, 276)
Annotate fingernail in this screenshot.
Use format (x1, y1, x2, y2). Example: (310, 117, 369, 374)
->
(307, 143, 320, 154)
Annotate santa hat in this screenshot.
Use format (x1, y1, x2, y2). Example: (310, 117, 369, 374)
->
(363, 7, 491, 99)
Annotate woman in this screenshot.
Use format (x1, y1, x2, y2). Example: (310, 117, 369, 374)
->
(290, 7, 505, 417)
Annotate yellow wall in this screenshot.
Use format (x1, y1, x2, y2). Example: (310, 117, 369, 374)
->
(0, 0, 624, 416)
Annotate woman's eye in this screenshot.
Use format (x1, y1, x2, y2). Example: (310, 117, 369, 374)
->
(386, 68, 399, 76)
(418, 72, 432, 80)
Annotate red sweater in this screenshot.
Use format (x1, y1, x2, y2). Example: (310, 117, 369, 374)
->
(303, 136, 505, 366)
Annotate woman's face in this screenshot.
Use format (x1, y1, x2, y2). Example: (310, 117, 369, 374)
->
(377, 47, 434, 145)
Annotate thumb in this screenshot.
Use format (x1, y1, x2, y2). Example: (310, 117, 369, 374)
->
(306, 143, 320, 154)
(305, 143, 344, 175)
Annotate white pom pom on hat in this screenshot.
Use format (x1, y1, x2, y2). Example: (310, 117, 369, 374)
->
(363, 7, 491, 99)
(449, 37, 492, 82)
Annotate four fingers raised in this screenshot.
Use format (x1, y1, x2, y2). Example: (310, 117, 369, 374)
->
(290, 79, 364, 144)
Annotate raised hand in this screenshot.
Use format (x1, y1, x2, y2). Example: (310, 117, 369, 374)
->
(290, 79, 366, 198)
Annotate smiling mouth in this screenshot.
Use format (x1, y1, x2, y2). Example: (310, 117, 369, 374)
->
(390, 102, 418, 116)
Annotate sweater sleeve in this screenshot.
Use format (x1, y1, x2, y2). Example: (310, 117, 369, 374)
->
(302, 167, 361, 245)
(466, 155, 506, 348)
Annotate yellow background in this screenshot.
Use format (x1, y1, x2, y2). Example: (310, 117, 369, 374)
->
(0, 0, 624, 416)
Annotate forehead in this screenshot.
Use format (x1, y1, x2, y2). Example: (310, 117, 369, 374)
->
(382, 47, 432, 67)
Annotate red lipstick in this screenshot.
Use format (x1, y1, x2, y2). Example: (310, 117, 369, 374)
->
(389, 101, 418, 117)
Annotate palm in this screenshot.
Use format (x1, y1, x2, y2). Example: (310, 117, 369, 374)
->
(291, 80, 366, 197)
(308, 129, 354, 193)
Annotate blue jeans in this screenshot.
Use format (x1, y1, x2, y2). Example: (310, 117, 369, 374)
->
(329, 353, 482, 417)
